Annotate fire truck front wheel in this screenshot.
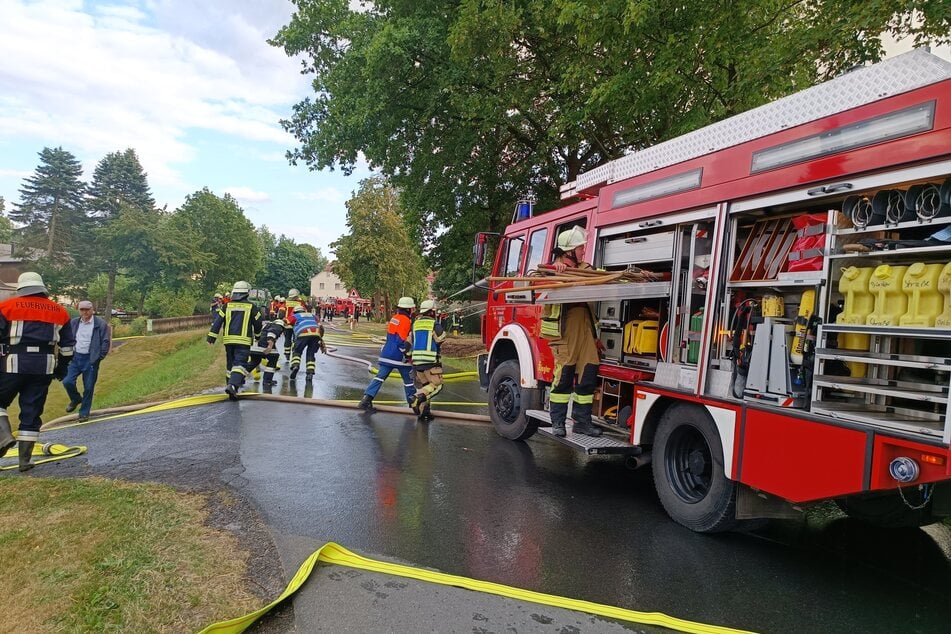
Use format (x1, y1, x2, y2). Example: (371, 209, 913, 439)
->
(652, 404, 737, 533)
(488, 360, 541, 440)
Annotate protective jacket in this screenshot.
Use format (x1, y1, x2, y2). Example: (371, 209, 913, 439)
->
(251, 321, 285, 353)
(292, 311, 324, 338)
(410, 315, 446, 366)
(207, 299, 262, 346)
(378, 309, 412, 366)
(0, 294, 75, 375)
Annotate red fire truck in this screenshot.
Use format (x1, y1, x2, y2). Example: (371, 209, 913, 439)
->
(476, 50, 951, 532)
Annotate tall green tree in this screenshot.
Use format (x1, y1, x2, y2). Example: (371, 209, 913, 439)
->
(0, 197, 12, 244)
(87, 148, 157, 319)
(258, 236, 328, 297)
(11, 146, 87, 258)
(273, 0, 949, 295)
(331, 177, 428, 309)
(167, 188, 263, 292)
(11, 147, 89, 294)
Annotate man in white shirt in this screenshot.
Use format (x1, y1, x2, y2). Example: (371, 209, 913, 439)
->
(63, 300, 111, 422)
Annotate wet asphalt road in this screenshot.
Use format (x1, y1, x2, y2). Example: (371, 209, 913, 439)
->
(8, 326, 951, 633)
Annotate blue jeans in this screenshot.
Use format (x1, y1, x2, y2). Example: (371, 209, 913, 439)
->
(63, 352, 100, 417)
(364, 362, 415, 404)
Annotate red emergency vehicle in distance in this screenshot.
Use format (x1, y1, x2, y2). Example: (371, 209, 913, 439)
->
(477, 50, 951, 532)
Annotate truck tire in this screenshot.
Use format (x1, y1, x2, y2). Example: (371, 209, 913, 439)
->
(652, 403, 737, 532)
(488, 359, 540, 440)
(835, 492, 936, 528)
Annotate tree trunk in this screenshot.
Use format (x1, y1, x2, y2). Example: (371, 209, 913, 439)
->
(47, 197, 59, 256)
(103, 268, 116, 324)
(138, 293, 145, 316)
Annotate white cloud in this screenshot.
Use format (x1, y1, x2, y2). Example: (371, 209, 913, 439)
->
(0, 0, 307, 189)
(0, 168, 32, 179)
(294, 187, 347, 204)
(225, 186, 271, 203)
(267, 223, 343, 254)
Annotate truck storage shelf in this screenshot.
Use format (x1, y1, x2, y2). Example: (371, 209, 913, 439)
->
(828, 244, 951, 259)
(726, 278, 823, 288)
(815, 348, 951, 371)
(820, 324, 951, 339)
(813, 375, 948, 404)
(526, 410, 638, 455)
(834, 215, 951, 236)
(521, 281, 672, 305)
(811, 403, 945, 438)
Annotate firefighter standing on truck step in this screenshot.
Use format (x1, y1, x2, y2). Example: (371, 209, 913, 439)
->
(540, 226, 602, 438)
(409, 299, 446, 423)
(208, 280, 263, 400)
(288, 304, 326, 381)
(0, 272, 75, 471)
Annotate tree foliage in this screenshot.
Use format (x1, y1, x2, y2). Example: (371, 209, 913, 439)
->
(11, 146, 88, 263)
(87, 148, 158, 318)
(331, 176, 428, 306)
(167, 188, 263, 293)
(274, 0, 949, 294)
(257, 234, 328, 296)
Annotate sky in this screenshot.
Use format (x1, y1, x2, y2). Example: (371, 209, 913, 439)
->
(0, 0, 370, 257)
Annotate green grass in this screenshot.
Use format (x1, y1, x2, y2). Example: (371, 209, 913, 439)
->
(0, 478, 259, 633)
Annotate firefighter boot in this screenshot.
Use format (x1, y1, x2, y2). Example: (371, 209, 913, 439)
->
(357, 395, 376, 413)
(289, 365, 299, 380)
(549, 400, 568, 437)
(570, 401, 602, 437)
(18, 441, 35, 472)
(225, 384, 239, 401)
(0, 411, 14, 457)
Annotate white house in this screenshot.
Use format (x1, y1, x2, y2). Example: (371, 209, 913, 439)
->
(309, 262, 348, 300)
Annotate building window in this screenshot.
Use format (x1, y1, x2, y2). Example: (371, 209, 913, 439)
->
(319, 283, 325, 290)
(335, 283, 342, 290)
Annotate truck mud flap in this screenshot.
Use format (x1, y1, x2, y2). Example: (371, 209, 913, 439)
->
(526, 409, 640, 455)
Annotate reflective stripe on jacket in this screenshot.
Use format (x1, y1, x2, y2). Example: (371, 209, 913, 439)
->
(411, 316, 445, 365)
(292, 311, 323, 338)
(0, 295, 75, 375)
(208, 301, 261, 346)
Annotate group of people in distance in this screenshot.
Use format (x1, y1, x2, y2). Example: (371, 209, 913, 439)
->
(209, 284, 447, 423)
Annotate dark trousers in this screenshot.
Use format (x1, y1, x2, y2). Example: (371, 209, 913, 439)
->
(225, 344, 250, 381)
(228, 350, 280, 387)
(292, 336, 321, 374)
(0, 373, 54, 440)
(283, 327, 295, 358)
(63, 352, 100, 417)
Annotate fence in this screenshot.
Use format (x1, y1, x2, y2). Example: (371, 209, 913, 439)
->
(146, 315, 210, 334)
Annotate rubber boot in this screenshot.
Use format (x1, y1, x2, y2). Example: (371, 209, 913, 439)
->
(0, 412, 14, 457)
(289, 366, 299, 380)
(357, 395, 376, 413)
(570, 401, 602, 437)
(18, 441, 35, 472)
(305, 372, 313, 383)
(225, 384, 238, 401)
(549, 400, 568, 437)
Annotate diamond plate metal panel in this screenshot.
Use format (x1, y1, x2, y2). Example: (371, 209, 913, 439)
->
(573, 50, 951, 188)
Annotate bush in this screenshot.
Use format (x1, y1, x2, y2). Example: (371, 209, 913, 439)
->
(144, 288, 200, 318)
(128, 316, 147, 336)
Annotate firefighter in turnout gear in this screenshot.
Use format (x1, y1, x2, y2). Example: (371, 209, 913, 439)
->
(282, 289, 304, 360)
(289, 305, 326, 381)
(226, 318, 286, 396)
(358, 297, 416, 413)
(540, 226, 602, 437)
(208, 280, 263, 400)
(0, 272, 76, 471)
(409, 299, 446, 422)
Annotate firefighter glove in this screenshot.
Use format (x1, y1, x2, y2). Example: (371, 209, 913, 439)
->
(53, 356, 70, 381)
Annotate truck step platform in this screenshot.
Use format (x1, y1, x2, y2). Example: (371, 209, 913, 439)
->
(526, 410, 640, 455)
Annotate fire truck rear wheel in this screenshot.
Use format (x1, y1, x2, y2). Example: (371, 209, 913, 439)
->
(652, 404, 737, 533)
(488, 359, 540, 441)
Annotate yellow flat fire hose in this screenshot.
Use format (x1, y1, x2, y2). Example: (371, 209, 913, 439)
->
(28, 395, 746, 633)
(0, 442, 86, 471)
(200, 541, 753, 634)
